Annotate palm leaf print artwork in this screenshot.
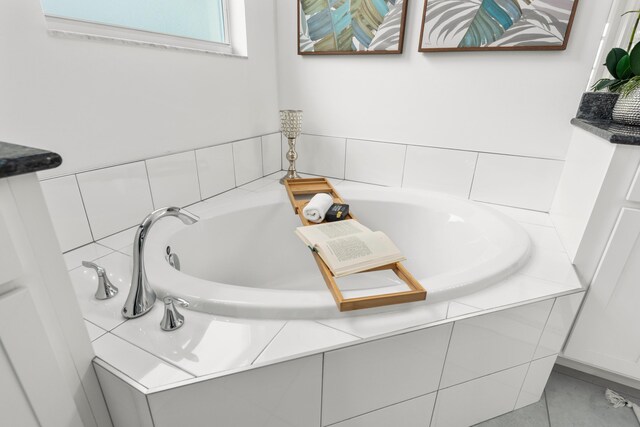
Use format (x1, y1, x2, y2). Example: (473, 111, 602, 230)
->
(419, 0, 579, 51)
(299, 0, 408, 54)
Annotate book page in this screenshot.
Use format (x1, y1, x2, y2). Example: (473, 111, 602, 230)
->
(326, 235, 373, 262)
(295, 219, 371, 246)
(317, 231, 406, 277)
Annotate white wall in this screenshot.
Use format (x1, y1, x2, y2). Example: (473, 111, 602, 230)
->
(1, 0, 613, 176)
(276, 0, 613, 160)
(0, 0, 280, 178)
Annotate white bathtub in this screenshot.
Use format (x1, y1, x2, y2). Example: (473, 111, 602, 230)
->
(145, 187, 531, 319)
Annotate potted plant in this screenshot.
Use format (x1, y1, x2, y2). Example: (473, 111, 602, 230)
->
(593, 10, 640, 125)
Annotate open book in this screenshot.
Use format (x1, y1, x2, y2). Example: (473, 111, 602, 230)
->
(295, 219, 406, 277)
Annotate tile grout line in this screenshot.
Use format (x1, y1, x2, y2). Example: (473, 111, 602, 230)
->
(535, 298, 558, 356)
(74, 174, 96, 242)
(95, 359, 151, 395)
(300, 132, 566, 162)
(260, 136, 266, 178)
(467, 152, 480, 200)
(324, 392, 436, 427)
(313, 321, 362, 340)
(428, 323, 456, 427)
(509, 299, 558, 418)
(192, 150, 204, 202)
(439, 360, 538, 393)
(479, 199, 552, 214)
(145, 394, 158, 427)
(143, 161, 157, 210)
(92, 226, 137, 248)
(103, 331, 198, 379)
(231, 143, 238, 188)
(91, 365, 116, 427)
(319, 353, 325, 427)
(435, 323, 455, 391)
(513, 362, 533, 412)
(250, 321, 288, 365)
(40, 131, 563, 204)
(260, 137, 265, 177)
(400, 144, 408, 187)
(343, 138, 348, 180)
(544, 390, 552, 426)
(38, 132, 280, 181)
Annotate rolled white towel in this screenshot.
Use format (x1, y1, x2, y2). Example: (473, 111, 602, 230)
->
(303, 193, 334, 223)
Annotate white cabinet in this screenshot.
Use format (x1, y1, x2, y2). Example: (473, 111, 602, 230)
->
(0, 212, 21, 285)
(0, 288, 83, 427)
(565, 208, 640, 379)
(0, 174, 110, 426)
(627, 165, 640, 202)
(552, 127, 640, 381)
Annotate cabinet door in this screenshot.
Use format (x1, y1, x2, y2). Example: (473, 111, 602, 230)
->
(565, 208, 640, 379)
(0, 288, 83, 427)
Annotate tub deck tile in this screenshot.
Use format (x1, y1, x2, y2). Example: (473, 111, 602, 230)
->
(111, 303, 286, 377)
(253, 320, 358, 365)
(67, 183, 584, 392)
(317, 301, 449, 339)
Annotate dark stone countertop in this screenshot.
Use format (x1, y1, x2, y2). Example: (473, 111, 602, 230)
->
(0, 141, 62, 179)
(571, 92, 640, 146)
(571, 118, 640, 145)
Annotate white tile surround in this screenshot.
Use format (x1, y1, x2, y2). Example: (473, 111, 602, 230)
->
(145, 151, 201, 209)
(41, 133, 281, 252)
(55, 177, 585, 426)
(42, 132, 564, 253)
(76, 161, 154, 240)
(40, 133, 577, 426)
(281, 134, 564, 211)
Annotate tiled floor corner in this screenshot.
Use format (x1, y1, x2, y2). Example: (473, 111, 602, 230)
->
(476, 369, 640, 427)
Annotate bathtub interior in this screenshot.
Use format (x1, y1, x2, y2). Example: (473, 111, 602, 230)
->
(166, 191, 517, 294)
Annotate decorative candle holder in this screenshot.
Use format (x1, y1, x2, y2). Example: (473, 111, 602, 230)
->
(279, 110, 303, 184)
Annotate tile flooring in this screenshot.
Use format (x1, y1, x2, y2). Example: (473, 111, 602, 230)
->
(477, 366, 640, 427)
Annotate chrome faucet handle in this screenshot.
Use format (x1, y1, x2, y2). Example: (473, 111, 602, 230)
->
(160, 296, 189, 331)
(82, 261, 119, 300)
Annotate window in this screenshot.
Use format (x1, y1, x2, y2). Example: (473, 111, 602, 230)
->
(41, 0, 234, 55)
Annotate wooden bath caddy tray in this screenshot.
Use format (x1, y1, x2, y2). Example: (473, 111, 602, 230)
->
(284, 177, 427, 312)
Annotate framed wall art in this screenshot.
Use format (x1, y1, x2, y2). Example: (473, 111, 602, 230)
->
(298, 0, 409, 55)
(418, 0, 580, 52)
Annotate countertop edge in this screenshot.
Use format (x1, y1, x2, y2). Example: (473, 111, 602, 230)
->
(571, 118, 640, 146)
(0, 142, 62, 179)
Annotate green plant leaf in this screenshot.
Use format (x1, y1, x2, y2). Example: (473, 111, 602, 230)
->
(617, 55, 633, 80)
(630, 42, 640, 76)
(592, 78, 616, 92)
(610, 78, 631, 93)
(606, 48, 628, 78)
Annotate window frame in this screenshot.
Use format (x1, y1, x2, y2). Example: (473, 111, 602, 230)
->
(43, 0, 235, 56)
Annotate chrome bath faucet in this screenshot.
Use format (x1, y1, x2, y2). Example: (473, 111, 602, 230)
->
(122, 207, 199, 319)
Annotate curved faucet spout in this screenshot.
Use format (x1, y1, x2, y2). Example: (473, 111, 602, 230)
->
(122, 207, 199, 319)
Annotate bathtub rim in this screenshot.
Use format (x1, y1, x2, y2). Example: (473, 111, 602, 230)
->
(145, 187, 532, 319)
